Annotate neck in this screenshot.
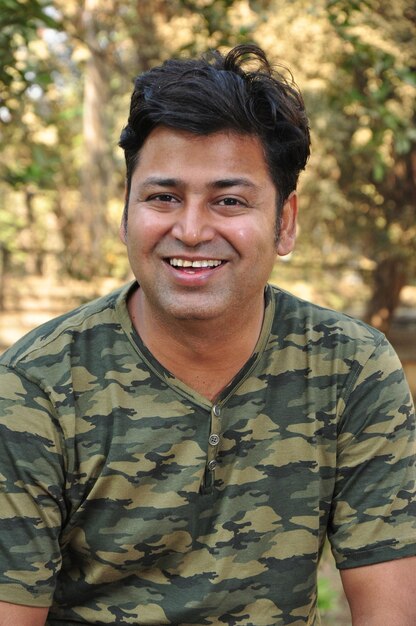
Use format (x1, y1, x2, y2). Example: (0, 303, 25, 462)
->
(127, 287, 266, 400)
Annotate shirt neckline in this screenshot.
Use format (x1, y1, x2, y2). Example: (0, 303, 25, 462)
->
(116, 281, 275, 408)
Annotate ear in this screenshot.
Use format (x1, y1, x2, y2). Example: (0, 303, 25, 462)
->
(276, 192, 298, 256)
(119, 185, 129, 244)
(119, 215, 127, 245)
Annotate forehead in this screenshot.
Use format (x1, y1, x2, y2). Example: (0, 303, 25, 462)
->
(132, 126, 273, 185)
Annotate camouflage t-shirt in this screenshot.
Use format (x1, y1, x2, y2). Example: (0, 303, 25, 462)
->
(0, 282, 415, 626)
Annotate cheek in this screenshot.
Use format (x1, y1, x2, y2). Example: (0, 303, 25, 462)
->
(231, 222, 276, 256)
(126, 210, 170, 247)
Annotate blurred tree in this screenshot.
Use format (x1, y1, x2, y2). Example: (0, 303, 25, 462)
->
(1, 0, 414, 329)
(323, 0, 416, 331)
(0, 0, 58, 106)
(0, 0, 62, 305)
(75, 0, 114, 277)
(1, 0, 256, 285)
(249, 0, 415, 327)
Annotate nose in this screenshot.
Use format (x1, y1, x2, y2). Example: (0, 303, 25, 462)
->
(170, 201, 215, 247)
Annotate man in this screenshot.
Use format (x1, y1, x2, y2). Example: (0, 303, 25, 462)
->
(0, 44, 414, 626)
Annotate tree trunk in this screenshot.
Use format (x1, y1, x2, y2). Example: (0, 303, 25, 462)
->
(78, 0, 112, 278)
(0, 246, 11, 311)
(364, 257, 407, 334)
(135, 0, 163, 71)
(25, 188, 44, 275)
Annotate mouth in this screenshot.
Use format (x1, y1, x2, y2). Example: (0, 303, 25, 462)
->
(166, 258, 225, 272)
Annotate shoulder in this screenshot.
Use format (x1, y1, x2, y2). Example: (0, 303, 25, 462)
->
(262, 285, 414, 422)
(265, 284, 411, 404)
(267, 283, 386, 356)
(0, 282, 134, 373)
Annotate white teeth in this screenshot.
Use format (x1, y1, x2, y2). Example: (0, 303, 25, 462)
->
(169, 258, 222, 268)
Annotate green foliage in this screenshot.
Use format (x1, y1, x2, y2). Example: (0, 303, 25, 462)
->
(297, 0, 416, 326)
(326, 0, 415, 179)
(0, 0, 59, 102)
(0, 0, 414, 323)
(317, 575, 338, 612)
(0, 205, 25, 252)
(176, 0, 262, 53)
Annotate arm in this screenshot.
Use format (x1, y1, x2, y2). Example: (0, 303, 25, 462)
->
(0, 366, 64, 611)
(0, 601, 48, 626)
(341, 556, 416, 626)
(329, 338, 416, 623)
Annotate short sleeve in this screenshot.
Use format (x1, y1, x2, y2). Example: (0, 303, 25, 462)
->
(328, 336, 416, 569)
(0, 364, 66, 606)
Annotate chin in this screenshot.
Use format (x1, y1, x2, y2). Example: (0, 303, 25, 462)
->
(162, 299, 227, 322)
(144, 289, 232, 323)
(169, 308, 220, 321)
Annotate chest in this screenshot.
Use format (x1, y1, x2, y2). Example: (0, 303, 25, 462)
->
(63, 369, 338, 546)
(55, 365, 340, 623)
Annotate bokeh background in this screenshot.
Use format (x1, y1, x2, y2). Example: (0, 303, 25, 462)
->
(1, 1, 415, 622)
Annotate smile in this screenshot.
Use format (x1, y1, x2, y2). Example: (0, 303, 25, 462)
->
(168, 258, 223, 268)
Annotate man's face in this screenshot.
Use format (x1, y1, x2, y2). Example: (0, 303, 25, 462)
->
(120, 126, 297, 323)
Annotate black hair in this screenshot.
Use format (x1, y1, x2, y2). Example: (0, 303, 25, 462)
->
(119, 43, 310, 221)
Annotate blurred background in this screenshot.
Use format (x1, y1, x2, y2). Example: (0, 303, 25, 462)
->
(0, 1, 415, 622)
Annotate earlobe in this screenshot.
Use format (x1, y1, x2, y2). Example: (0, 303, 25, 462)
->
(277, 192, 298, 257)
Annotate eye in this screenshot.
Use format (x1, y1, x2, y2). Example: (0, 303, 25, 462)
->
(148, 193, 178, 203)
(217, 197, 246, 207)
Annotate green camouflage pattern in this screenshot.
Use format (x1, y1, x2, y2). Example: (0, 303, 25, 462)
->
(0, 281, 415, 625)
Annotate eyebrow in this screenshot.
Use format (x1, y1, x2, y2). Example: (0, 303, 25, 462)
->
(140, 176, 258, 189)
(140, 177, 179, 188)
(210, 178, 257, 189)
